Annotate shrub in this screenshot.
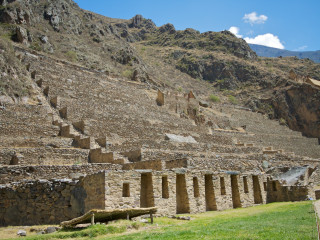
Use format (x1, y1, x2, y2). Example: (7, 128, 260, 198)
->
(279, 118, 287, 126)
(121, 69, 133, 79)
(209, 94, 220, 102)
(228, 95, 237, 104)
(65, 51, 78, 62)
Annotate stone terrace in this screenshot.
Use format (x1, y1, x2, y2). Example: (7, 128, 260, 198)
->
(0, 48, 318, 181)
(224, 106, 320, 159)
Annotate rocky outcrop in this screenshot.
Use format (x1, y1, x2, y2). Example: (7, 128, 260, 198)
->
(175, 54, 267, 89)
(129, 14, 156, 30)
(16, 26, 28, 44)
(159, 23, 176, 34)
(43, 0, 83, 34)
(147, 27, 257, 60)
(0, 4, 30, 24)
(272, 83, 320, 139)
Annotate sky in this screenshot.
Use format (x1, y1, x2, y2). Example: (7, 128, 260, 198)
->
(73, 0, 320, 51)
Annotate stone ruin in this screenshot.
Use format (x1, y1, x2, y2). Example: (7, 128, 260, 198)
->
(0, 48, 319, 226)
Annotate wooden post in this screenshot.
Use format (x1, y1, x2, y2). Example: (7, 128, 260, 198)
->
(91, 213, 95, 225)
(150, 212, 153, 224)
(127, 213, 130, 220)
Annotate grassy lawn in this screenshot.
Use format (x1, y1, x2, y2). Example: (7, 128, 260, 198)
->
(2, 201, 317, 240)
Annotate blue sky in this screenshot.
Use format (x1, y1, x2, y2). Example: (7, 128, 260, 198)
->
(74, 0, 320, 51)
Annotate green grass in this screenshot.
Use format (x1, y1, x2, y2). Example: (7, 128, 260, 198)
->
(4, 202, 316, 240)
(113, 201, 316, 240)
(228, 95, 237, 104)
(9, 224, 126, 240)
(65, 51, 78, 62)
(209, 94, 220, 102)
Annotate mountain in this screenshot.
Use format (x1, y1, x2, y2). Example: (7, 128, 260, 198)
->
(0, 0, 319, 140)
(249, 44, 320, 63)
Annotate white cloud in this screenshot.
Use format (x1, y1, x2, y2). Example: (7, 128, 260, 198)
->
(228, 26, 242, 38)
(243, 12, 268, 25)
(244, 33, 284, 49)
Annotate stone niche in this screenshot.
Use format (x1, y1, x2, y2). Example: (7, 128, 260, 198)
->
(104, 169, 268, 216)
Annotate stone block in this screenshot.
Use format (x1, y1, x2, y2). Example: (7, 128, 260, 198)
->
(50, 96, 60, 108)
(59, 107, 68, 119)
(60, 125, 71, 138)
(72, 120, 85, 134)
(89, 148, 114, 163)
(36, 79, 42, 87)
(156, 90, 164, 106)
(43, 86, 49, 97)
(120, 149, 142, 162)
(73, 136, 92, 149)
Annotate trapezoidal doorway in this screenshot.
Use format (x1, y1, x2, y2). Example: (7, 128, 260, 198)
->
(231, 175, 242, 208)
(176, 174, 190, 214)
(140, 173, 155, 208)
(205, 174, 217, 211)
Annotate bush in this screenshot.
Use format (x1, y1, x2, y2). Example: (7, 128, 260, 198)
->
(65, 51, 78, 62)
(279, 118, 287, 126)
(228, 95, 237, 104)
(121, 69, 134, 79)
(209, 94, 220, 102)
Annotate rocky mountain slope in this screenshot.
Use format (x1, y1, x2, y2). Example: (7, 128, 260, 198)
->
(249, 44, 320, 63)
(0, 0, 319, 141)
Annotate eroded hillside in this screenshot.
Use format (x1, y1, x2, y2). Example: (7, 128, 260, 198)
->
(0, 0, 319, 139)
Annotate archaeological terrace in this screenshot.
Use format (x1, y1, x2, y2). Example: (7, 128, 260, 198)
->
(0, 47, 319, 226)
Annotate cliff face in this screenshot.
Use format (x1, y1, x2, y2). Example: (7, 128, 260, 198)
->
(272, 84, 320, 139)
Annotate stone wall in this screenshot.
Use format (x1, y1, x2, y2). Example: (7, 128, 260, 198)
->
(77, 171, 106, 213)
(0, 172, 106, 226)
(266, 180, 310, 203)
(122, 160, 163, 171)
(0, 147, 89, 165)
(104, 169, 267, 216)
(0, 164, 122, 184)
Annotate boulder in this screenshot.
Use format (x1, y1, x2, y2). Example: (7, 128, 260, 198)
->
(0, 95, 14, 105)
(199, 100, 209, 108)
(165, 134, 197, 144)
(40, 35, 49, 44)
(16, 26, 28, 45)
(17, 230, 27, 236)
(45, 227, 57, 234)
(10, 153, 24, 165)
